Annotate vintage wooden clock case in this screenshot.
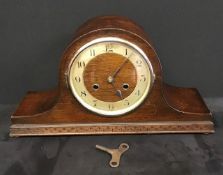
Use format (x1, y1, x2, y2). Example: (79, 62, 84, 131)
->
(10, 16, 214, 136)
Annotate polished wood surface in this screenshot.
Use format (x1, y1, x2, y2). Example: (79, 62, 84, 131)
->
(84, 53, 137, 102)
(10, 15, 214, 136)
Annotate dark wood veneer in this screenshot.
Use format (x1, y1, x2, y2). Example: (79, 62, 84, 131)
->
(10, 16, 214, 136)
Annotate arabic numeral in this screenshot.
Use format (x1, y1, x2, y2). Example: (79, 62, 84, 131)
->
(105, 44, 113, 53)
(81, 91, 87, 97)
(140, 75, 146, 82)
(135, 90, 140, 96)
(90, 49, 95, 56)
(136, 60, 142, 67)
(74, 76, 81, 82)
(108, 104, 114, 110)
(77, 61, 85, 68)
(124, 99, 130, 106)
(125, 48, 128, 56)
(93, 100, 97, 107)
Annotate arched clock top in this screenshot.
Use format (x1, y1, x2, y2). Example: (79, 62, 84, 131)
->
(10, 16, 214, 136)
(59, 16, 162, 91)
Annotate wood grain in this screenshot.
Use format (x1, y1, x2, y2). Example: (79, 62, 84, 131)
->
(84, 53, 137, 102)
(10, 15, 214, 136)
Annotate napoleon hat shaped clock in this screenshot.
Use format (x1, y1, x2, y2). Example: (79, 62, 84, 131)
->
(10, 16, 214, 136)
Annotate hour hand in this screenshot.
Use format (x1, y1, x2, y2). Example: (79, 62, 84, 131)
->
(115, 89, 123, 99)
(110, 82, 123, 99)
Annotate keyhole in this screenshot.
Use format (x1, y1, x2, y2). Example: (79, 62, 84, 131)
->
(123, 83, 129, 90)
(92, 83, 99, 90)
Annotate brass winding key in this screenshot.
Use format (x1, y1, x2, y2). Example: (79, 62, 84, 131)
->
(96, 143, 129, 167)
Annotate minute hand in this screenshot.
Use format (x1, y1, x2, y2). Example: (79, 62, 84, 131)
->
(110, 53, 133, 79)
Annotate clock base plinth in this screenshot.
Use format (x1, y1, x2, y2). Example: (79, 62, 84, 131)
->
(10, 121, 214, 137)
(10, 86, 214, 137)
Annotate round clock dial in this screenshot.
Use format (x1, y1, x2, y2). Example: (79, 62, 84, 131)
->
(68, 38, 154, 116)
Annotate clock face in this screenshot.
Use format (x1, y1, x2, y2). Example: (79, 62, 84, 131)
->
(68, 38, 154, 116)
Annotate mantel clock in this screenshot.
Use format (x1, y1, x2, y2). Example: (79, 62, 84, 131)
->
(10, 16, 214, 136)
